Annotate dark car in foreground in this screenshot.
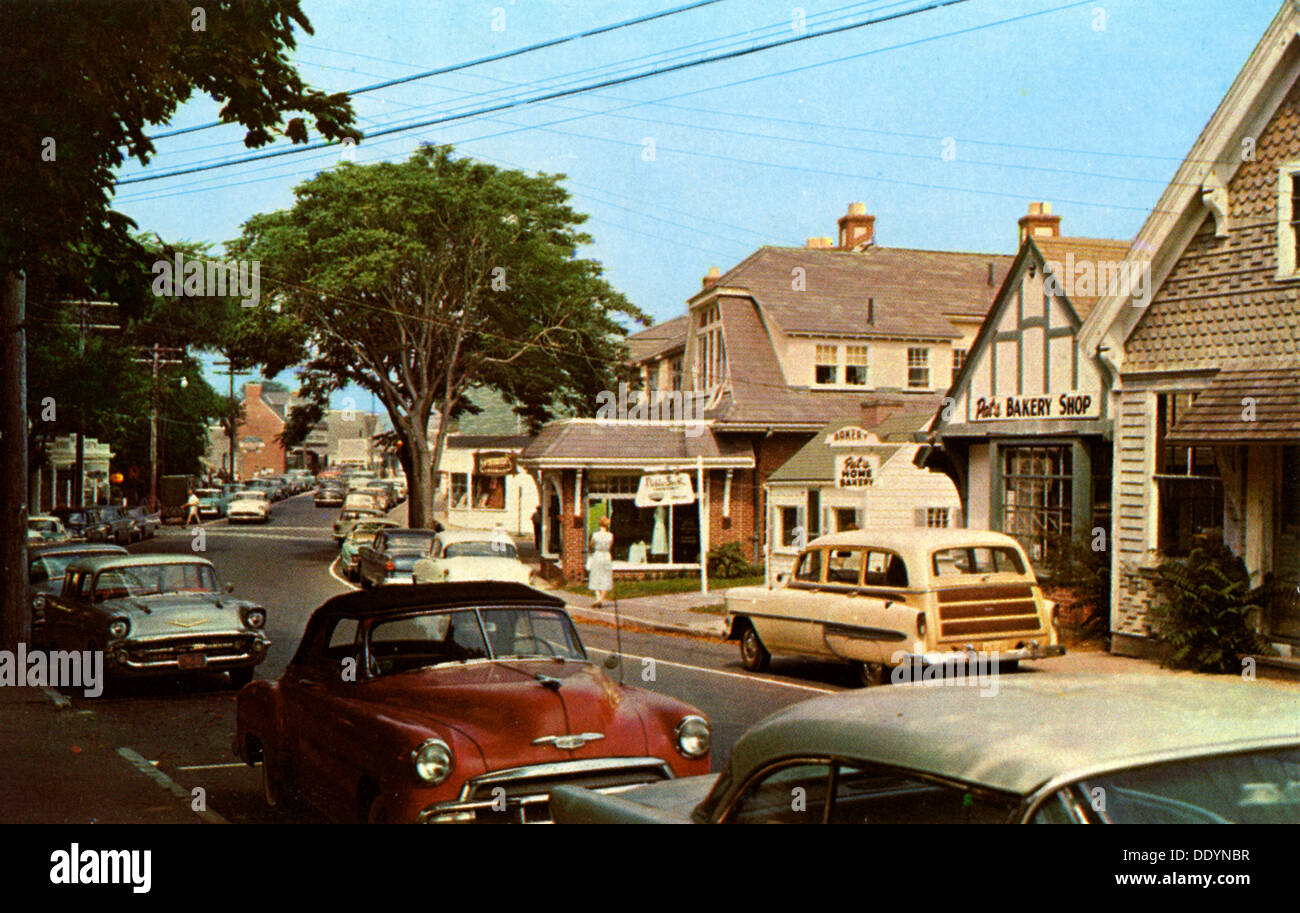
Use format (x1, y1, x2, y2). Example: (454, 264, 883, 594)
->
(357, 528, 438, 587)
(28, 542, 128, 647)
(552, 673, 1300, 824)
(45, 554, 270, 692)
(233, 583, 711, 823)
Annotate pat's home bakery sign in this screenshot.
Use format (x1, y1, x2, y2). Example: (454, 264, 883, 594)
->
(972, 392, 1097, 421)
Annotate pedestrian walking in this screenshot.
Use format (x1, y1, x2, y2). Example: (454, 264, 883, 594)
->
(185, 489, 202, 527)
(531, 506, 542, 551)
(587, 515, 614, 606)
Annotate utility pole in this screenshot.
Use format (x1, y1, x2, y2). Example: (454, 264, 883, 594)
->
(133, 344, 184, 504)
(214, 358, 238, 480)
(2, 271, 28, 651)
(59, 300, 119, 505)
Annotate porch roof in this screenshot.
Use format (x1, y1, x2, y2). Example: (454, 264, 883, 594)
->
(519, 419, 754, 469)
(1167, 361, 1300, 443)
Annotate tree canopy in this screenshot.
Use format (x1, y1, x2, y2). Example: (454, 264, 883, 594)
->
(232, 144, 646, 526)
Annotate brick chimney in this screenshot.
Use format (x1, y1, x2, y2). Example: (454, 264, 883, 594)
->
(860, 396, 906, 428)
(245, 381, 262, 402)
(838, 202, 875, 250)
(1018, 202, 1061, 244)
(805, 236, 835, 249)
(701, 266, 721, 289)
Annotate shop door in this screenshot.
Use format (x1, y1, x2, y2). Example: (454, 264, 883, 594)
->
(1271, 447, 1300, 642)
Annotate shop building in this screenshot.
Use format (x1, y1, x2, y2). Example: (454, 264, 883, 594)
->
(525, 205, 1011, 583)
(920, 205, 1131, 564)
(766, 409, 962, 579)
(1083, 1, 1300, 657)
(437, 434, 538, 536)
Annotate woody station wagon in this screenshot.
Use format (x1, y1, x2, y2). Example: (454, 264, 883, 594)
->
(725, 529, 1063, 684)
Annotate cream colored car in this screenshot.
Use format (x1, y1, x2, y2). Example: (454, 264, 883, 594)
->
(726, 529, 1063, 685)
(412, 528, 535, 585)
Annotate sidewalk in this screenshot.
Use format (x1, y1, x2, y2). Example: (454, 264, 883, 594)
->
(0, 687, 216, 824)
(562, 588, 728, 637)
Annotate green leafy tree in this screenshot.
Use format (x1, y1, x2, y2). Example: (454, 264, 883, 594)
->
(231, 145, 646, 527)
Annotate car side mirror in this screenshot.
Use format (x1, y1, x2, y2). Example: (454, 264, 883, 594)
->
(603, 655, 620, 671)
(225, 583, 235, 594)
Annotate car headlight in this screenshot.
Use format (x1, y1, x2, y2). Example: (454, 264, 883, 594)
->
(33, 594, 46, 611)
(675, 715, 711, 759)
(242, 607, 266, 629)
(108, 618, 130, 639)
(412, 738, 454, 784)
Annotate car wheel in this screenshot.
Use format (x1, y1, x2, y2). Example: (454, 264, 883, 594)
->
(738, 624, 771, 672)
(857, 662, 887, 688)
(228, 667, 255, 689)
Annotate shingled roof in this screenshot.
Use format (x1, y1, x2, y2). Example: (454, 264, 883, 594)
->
(1166, 360, 1300, 442)
(627, 315, 688, 364)
(699, 245, 1011, 338)
(1034, 236, 1135, 321)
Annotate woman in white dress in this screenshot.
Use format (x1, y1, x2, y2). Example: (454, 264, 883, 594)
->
(588, 515, 614, 606)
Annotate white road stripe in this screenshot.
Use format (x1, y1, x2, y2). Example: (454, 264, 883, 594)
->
(584, 646, 838, 694)
(176, 762, 249, 772)
(116, 747, 229, 824)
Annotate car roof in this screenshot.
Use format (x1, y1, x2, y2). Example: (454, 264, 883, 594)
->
(807, 528, 1024, 551)
(65, 553, 216, 573)
(438, 527, 511, 543)
(727, 673, 1300, 797)
(29, 542, 127, 558)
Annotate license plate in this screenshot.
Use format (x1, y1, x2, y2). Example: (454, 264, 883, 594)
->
(177, 653, 208, 670)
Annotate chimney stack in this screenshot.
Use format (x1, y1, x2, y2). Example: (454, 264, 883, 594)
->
(805, 236, 835, 249)
(861, 396, 906, 428)
(838, 202, 875, 250)
(1018, 202, 1061, 244)
(702, 266, 721, 289)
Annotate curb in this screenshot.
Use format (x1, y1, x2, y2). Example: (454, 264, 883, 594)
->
(566, 603, 725, 639)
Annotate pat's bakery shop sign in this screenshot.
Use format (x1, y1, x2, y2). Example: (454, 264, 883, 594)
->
(973, 392, 1097, 421)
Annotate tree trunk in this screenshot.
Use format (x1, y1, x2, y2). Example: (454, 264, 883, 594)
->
(2, 271, 29, 651)
(407, 433, 435, 529)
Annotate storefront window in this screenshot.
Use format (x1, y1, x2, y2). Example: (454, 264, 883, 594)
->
(451, 473, 469, 509)
(780, 506, 804, 548)
(588, 474, 699, 565)
(471, 474, 506, 510)
(1002, 445, 1073, 562)
(1273, 447, 1300, 641)
(835, 507, 861, 532)
(1154, 393, 1223, 558)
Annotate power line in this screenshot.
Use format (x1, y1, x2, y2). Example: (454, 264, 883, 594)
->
(116, 0, 972, 186)
(143, 0, 730, 142)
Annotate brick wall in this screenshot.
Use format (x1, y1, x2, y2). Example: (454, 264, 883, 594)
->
(235, 383, 287, 480)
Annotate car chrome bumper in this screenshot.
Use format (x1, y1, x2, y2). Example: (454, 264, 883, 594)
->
(903, 642, 1066, 665)
(107, 635, 270, 675)
(418, 757, 674, 824)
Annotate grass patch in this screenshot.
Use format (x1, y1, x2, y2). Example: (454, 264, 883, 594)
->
(565, 574, 763, 601)
(688, 603, 728, 616)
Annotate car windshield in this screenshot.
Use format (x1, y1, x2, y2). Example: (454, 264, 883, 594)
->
(237, 491, 268, 502)
(1074, 747, 1300, 824)
(931, 546, 1026, 576)
(383, 531, 436, 550)
(366, 607, 585, 675)
(94, 563, 218, 599)
(196, 489, 220, 498)
(444, 541, 518, 559)
(349, 524, 392, 542)
(28, 519, 57, 531)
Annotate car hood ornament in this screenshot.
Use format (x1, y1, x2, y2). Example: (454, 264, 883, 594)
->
(531, 732, 605, 750)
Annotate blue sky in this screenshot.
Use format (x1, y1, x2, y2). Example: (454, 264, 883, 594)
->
(112, 0, 1282, 411)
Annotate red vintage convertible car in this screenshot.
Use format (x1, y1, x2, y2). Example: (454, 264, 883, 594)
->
(233, 582, 711, 823)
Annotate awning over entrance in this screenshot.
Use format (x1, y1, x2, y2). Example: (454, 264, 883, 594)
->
(520, 419, 754, 469)
(1166, 363, 1300, 443)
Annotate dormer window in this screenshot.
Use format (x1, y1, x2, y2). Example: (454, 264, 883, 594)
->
(695, 305, 725, 390)
(1275, 163, 1300, 279)
(815, 345, 838, 384)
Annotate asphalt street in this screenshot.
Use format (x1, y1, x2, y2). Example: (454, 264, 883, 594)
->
(60, 491, 850, 823)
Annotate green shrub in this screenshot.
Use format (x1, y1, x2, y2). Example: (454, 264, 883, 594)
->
(707, 542, 760, 579)
(1149, 542, 1270, 673)
(1040, 531, 1110, 639)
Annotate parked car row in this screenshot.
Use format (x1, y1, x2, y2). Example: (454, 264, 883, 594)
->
(48, 504, 158, 544)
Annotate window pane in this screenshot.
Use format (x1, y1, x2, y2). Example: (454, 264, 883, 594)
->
(795, 549, 822, 582)
(830, 766, 1014, 824)
(728, 763, 832, 824)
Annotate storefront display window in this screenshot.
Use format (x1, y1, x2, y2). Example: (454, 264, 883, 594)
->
(587, 474, 699, 565)
(471, 474, 506, 510)
(1002, 445, 1073, 562)
(451, 473, 469, 509)
(1154, 393, 1222, 558)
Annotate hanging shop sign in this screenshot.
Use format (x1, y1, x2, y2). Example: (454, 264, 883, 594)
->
(474, 451, 517, 476)
(635, 472, 695, 507)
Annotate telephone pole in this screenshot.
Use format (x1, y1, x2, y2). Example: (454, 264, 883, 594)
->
(133, 344, 184, 504)
(60, 300, 119, 505)
(2, 272, 28, 650)
(214, 358, 238, 480)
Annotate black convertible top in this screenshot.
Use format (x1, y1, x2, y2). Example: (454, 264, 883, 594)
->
(290, 582, 567, 664)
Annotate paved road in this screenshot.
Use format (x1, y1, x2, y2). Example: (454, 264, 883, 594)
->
(57, 491, 845, 823)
